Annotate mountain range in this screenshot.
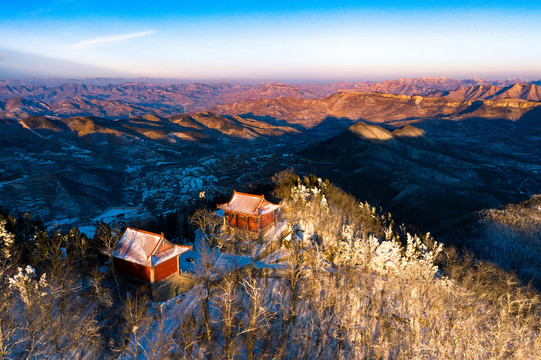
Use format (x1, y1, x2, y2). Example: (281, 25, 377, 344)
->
(434, 83, 541, 101)
(2, 84, 540, 227)
(2, 75, 541, 359)
(214, 90, 541, 127)
(2, 76, 540, 286)
(1, 77, 539, 120)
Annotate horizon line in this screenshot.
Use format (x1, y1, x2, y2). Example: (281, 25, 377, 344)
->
(1, 75, 539, 85)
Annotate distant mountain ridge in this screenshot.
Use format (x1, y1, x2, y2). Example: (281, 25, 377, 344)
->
(214, 91, 541, 128)
(1, 77, 537, 120)
(433, 83, 541, 102)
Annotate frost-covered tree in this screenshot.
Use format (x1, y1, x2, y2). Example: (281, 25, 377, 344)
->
(216, 273, 242, 360)
(120, 294, 151, 360)
(0, 219, 15, 262)
(7, 264, 102, 358)
(241, 275, 272, 360)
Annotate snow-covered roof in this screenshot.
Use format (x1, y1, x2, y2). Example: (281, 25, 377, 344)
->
(113, 227, 191, 267)
(217, 191, 280, 216)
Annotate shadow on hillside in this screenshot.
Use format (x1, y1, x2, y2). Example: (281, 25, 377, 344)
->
(297, 111, 541, 286)
(238, 112, 360, 137)
(458, 100, 484, 115)
(516, 106, 541, 127)
(234, 112, 307, 132)
(306, 116, 358, 136)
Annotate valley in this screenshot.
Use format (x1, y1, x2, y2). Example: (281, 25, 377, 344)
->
(1, 78, 540, 282)
(1, 77, 541, 359)
(3, 1, 541, 357)
(0, 114, 305, 229)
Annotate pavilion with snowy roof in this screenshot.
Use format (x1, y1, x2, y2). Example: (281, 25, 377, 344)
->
(112, 227, 192, 284)
(217, 191, 280, 233)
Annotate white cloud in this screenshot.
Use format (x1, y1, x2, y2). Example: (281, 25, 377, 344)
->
(73, 30, 155, 49)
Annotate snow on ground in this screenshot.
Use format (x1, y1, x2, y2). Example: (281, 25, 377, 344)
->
(20, 121, 47, 139)
(92, 207, 145, 223)
(200, 157, 220, 167)
(118, 283, 204, 360)
(59, 139, 91, 153)
(125, 222, 298, 358)
(271, 221, 290, 237)
(156, 162, 182, 166)
(0, 175, 29, 187)
(251, 242, 266, 258)
(78, 225, 96, 238)
(193, 229, 221, 260)
(134, 258, 289, 357)
(178, 250, 197, 274)
(261, 246, 291, 264)
(125, 165, 142, 173)
(214, 252, 254, 273)
(254, 261, 290, 270)
(46, 217, 80, 227)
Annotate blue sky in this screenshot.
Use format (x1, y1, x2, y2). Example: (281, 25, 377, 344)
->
(1, 1, 540, 81)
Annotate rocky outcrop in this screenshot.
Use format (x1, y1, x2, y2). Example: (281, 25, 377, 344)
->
(437, 83, 541, 102)
(214, 91, 541, 128)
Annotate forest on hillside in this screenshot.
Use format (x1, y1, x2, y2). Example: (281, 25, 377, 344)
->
(0, 172, 540, 359)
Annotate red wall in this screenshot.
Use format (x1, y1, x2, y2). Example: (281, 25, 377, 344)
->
(260, 212, 274, 229)
(237, 214, 249, 229)
(153, 257, 179, 282)
(225, 211, 275, 232)
(248, 216, 259, 232)
(113, 257, 152, 283)
(225, 211, 237, 227)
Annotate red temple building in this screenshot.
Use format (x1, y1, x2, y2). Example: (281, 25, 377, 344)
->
(217, 191, 280, 233)
(112, 227, 192, 283)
